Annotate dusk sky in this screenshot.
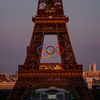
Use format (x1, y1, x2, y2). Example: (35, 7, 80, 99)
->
(0, 0, 100, 74)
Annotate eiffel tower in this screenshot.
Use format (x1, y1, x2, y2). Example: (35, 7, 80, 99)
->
(8, 0, 94, 100)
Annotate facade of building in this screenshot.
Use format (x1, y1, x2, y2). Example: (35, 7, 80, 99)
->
(0, 73, 17, 89)
(89, 63, 97, 72)
(83, 63, 100, 89)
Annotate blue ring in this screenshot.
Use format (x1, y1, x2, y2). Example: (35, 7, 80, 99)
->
(37, 46, 43, 55)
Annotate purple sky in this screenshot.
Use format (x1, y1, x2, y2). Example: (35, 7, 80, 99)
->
(0, 0, 100, 74)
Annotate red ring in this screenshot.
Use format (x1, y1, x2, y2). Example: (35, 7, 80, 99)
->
(55, 45, 64, 55)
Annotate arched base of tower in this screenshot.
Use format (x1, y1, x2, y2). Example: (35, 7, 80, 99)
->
(8, 70, 94, 100)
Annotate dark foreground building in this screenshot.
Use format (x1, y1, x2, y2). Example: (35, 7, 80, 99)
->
(25, 88, 71, 100)
(8, 0, 94, 100)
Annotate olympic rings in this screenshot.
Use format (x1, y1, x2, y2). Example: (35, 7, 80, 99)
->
(37, 45, 64, 59)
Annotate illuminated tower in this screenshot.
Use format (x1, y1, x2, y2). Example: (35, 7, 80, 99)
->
(8, 0, 94, 100)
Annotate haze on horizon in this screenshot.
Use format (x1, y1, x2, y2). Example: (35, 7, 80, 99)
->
(0, 0, 100, 74)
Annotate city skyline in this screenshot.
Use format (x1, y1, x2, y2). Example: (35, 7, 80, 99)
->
(0, 0, 100, 74)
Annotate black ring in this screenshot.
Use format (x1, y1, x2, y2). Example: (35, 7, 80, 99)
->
(46, 46, 55, 55)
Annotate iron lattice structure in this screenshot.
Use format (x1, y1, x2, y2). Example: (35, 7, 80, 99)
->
(8, 0, 93, 100)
